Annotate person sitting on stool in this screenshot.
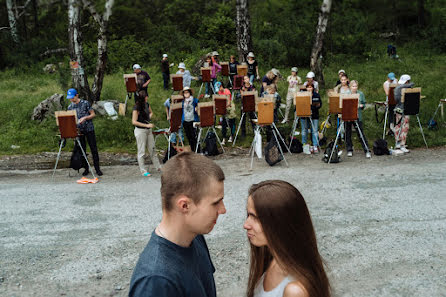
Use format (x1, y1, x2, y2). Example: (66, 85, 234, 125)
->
(66, 88, 103, 176)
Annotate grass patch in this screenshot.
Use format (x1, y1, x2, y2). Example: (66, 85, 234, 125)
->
(1, 48, 445, 155)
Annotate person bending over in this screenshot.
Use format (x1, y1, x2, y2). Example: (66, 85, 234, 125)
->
(244, 180, 331, 297)
(132, 91, 161, 176)
(129, 152, 226, 297)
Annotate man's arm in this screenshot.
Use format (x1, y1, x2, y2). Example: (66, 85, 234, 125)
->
(129, 276, 182, 297)
(79, 109, 95, 124)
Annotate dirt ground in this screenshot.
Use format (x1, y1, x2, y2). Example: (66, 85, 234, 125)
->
(1, 148, 445, 297)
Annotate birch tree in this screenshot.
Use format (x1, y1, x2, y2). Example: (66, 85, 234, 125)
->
(6, 0, 19, 44)
(310, 0, 332, 87)
(236, 0, 252, 62)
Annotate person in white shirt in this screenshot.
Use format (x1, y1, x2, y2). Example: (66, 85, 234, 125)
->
(282, 67, 302, 123)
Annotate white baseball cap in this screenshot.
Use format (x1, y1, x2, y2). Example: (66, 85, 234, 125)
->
(291, 67, 298, 72)
(133, 64, 141, 70)
(306, 71, 315, 78)
(338, 69, 346, 74)
(212, 51, 219, 56)
(247, 52, 255, 58)
(178, 62, 186, 69)
(398, 74, 411, 85)
(162, 54, 168, 58)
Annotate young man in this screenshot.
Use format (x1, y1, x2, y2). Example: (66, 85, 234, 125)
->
(66, 88, 103, 176)
(129, 152, 226, 297)
(133, 64, 151, 100)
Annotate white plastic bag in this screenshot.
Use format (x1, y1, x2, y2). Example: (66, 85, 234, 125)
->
(254, 129, 262, 159)
(103, 102, 118, 120)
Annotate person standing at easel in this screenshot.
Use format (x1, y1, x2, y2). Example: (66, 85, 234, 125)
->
(133, 64, 151, 102)
(66, 88, 103, 177)
(161, 54, 171, 90)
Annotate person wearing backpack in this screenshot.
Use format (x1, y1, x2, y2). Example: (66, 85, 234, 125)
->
(66, 88, 103, 177)
(346, 80, 371, 158)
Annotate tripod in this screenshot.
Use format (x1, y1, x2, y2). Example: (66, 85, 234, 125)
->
(289, 116, 319, 150)
(328, 119, 369, 163)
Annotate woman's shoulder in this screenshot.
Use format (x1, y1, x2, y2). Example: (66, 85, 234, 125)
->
(283, 281, 309, 297)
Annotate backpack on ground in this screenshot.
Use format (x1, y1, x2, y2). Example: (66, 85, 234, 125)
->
(289, 138, 303, 153)
(322, 141, 340, 163)
(373, 138, 390, 155)
(163, 143, 177, 163)
(70, 143, 86, 171)
(204, 132, 220, 156)
(264, 138, 283, 166)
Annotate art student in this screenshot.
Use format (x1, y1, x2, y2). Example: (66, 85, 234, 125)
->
(133, 64, 151, 100)
(240, 75, 256, 138)
(300, 83, 322, 154)
(393, 74, 414, 155)
(247, 52, 260, 84)
(129, 152, 226, 297)
(244, 180, 331, 297)
(283, 67, 302, 124)
(180, 87, 199, 152)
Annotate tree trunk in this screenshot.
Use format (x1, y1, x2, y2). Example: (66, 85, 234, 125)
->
(235, 0, 252, 63)
(32, 0, 38, 33)
(417, 0, 425, 27)
(68, 0, 92, 102)
(6, 0, 19, 44)
(310, 0, 332, 88)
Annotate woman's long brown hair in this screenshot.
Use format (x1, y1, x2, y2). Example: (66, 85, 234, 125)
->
(246, 180, 331, 297)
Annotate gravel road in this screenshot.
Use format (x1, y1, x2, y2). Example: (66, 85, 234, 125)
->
(1, 148, 445, 297)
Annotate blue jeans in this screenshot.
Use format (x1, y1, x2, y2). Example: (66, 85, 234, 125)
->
(301, 118, 319, 145)
(249, 74, 255, 84)
(162, 72, 169, 90)
(170, 126, 184, 144)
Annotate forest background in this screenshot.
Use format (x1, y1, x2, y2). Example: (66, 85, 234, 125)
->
(0, 0, 445, 154)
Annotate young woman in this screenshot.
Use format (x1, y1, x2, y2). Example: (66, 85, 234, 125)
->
(229, 55, 239, 88)
(303, 72, 319, 92)
(247, 52, 260, 84)
(241, 75, 256, 137)
(334, 74, 351, 94)
(244, 180, 331, 297)
(180, 87, 199, 152)
(346, 80, 371, 158)
(132, 91, 161, 176)
(210, 54, 222, 93)
(283, 67, 302, 123)
(261, 69, 279, 94)
(300, 83, 322, 154)
(215, 81, 236, 144)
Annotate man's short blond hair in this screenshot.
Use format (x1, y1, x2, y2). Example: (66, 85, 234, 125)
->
(160, 152, 225, 211)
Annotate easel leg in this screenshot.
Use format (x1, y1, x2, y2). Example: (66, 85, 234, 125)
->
(212, 127, 225, 153)
(383, 104, 388, 139)
(198, 83, 204, 97)
(321, 114, 330, 135)
(272, 123, 291, 155)
(195, 127, 203, 153)
(272, 128, 289, 167)
(288, 116, 299, 150)
(167, 134, 172, 161)
(416, 115, 428, 148)
(250, 126, 259, 170)
(328, 121, 343, 164)
(76, 138, 96, 179)
(232, 112, 245, 147)
(354, 121, 370, 153)
(51, 139, 65, 180)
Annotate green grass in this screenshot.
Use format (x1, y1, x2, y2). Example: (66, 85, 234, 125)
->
(1, 47, 445, 155)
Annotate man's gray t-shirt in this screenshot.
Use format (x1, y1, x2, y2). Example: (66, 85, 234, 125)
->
(129, 231, 216, 297)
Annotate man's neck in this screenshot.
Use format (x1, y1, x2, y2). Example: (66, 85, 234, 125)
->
(157, 215, 197, 247)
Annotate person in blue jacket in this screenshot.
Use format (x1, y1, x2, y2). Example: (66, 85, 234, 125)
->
(180, 87, 199, 151)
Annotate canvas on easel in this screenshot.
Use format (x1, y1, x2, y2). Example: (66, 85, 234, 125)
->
(294, 92, 312, 117)
(124, 74, 137, 92)
(213, 95, 229, 115)
(340, 94, 360, 122)
(201, 67, 212, 82)
(170, 103, 183, 133)
(237, 64, 248, 76)
(220, 62, 229, 76)
(172, 95, 184, 104)
(328, 92, 342, 114)
(233, 75, 244, 90)
(257, 101, 274, 125)
(388, 83, 398, 105)
(256, 94, 275, 112)
(171, 74, 183, 91)
(55, 111, 79, 139)
(299, 85, 307, 92)
(198, 102, 215, 127)
(402, 87, 422, 115)
(241, 91, 257, 112)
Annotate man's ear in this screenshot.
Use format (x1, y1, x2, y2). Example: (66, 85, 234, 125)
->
(175, 195, 191, 213)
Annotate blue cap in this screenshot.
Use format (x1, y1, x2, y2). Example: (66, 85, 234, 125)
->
(388, 72, 396, 80)
(214, 81, 222, 89)
(66, 88, 78, 99)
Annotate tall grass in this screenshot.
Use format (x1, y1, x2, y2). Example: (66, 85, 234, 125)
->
(0, 47, 445, 155)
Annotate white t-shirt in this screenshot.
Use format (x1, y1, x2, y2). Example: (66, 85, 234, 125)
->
(383, 79, 398, 96)
(254, 273, 295, 297)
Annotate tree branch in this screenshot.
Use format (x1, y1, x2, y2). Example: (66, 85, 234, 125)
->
(81, 0, 103, 25)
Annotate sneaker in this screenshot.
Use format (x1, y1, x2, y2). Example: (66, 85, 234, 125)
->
(82, 168, 89, 176)
(204, 94, 210, 98)
(228, 136, 233, 143)
(313, 147, 319, 154)
(400, 146, 410, 153)
(142, 172, 151, 177)
(96, 169, 103, 176)
(365, 152, 371, 158)
(281, 119, 288, 124)
(347, 151, 353, 157)
(393, 149, 404, 156)
(221, 139, 226, 145)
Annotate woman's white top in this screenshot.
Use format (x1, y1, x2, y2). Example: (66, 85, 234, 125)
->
(254, 273, 294, 297)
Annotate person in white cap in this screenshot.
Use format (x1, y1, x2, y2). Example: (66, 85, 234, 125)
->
(303, 71, 319, 92)
(336, 69, 346, 86)
(282, 67, 303, 123)
(133, 64, 151, 100)
(161, 54, 171, 90)
(176, 62, 197, 88)
(393, 74, 414, 154)
(247, 52, 259, 84)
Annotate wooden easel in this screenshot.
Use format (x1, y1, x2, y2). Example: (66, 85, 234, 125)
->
(122, 73, 137, 116)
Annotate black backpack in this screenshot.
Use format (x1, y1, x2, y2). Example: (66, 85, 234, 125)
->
(373, 139, 390, 155)
(70, 143, 86, 171)
(205, 132, 220, 156)
(264, 139, 283, 166)
(163, 143, 177, 163)
(322, 141, 340, 163)
(289, 138, 303, 153)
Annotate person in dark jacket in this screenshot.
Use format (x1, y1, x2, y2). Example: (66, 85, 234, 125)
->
(161, 54, 171, 90)
(300, 83, 322, 153)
